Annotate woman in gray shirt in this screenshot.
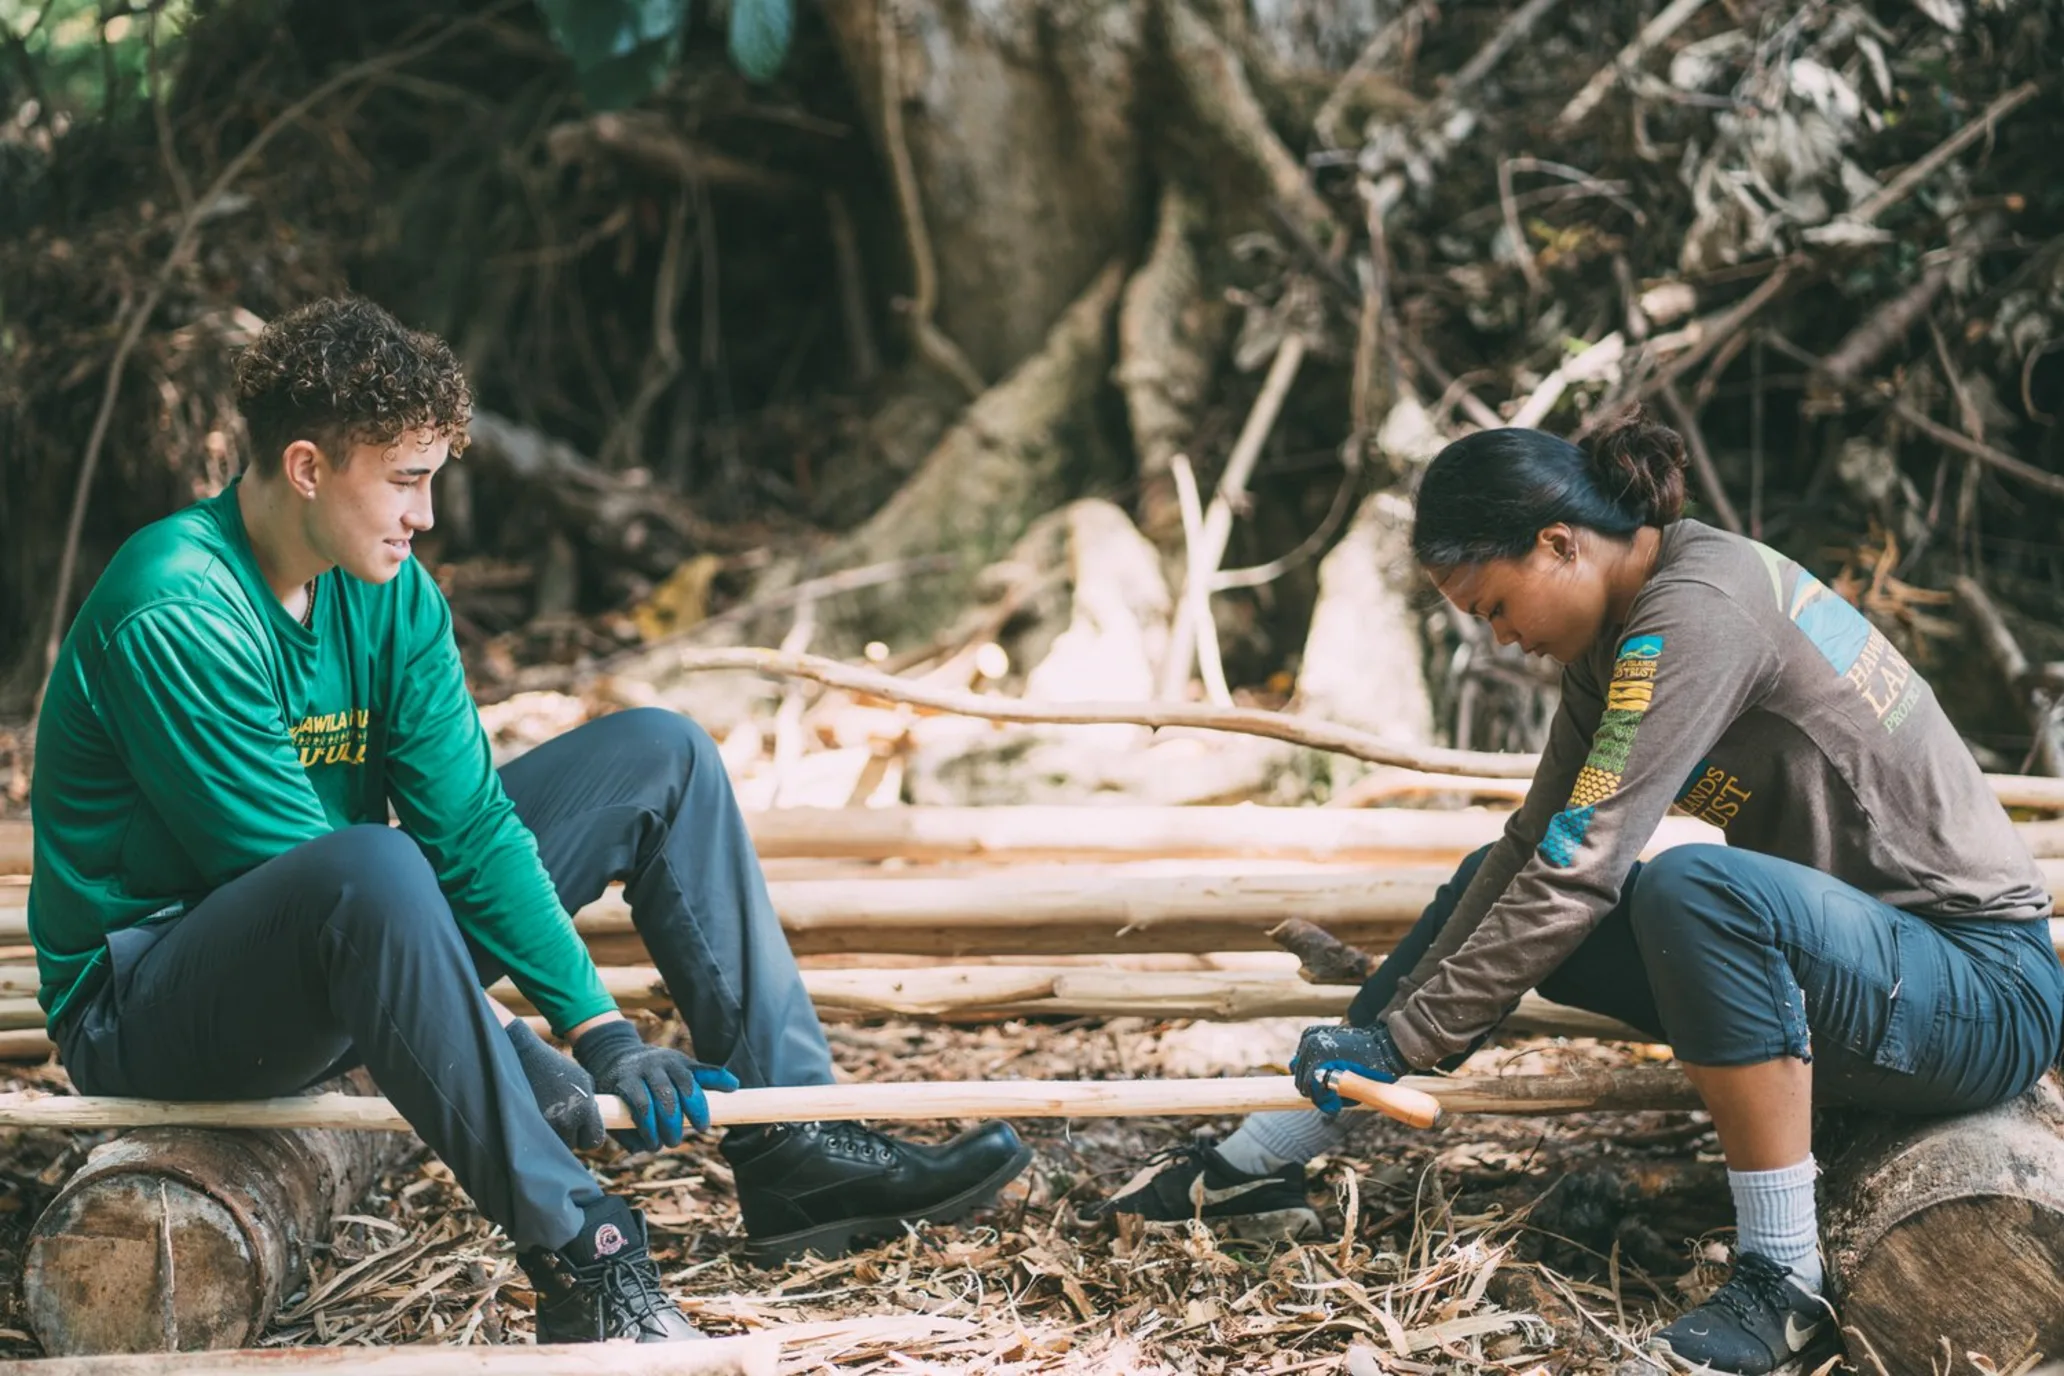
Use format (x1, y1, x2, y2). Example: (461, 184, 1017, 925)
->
(1111, 408, 2062, 1375)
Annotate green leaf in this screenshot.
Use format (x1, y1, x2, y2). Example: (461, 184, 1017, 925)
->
(535, 0, 691, 109)
(727, 0, 793, 83)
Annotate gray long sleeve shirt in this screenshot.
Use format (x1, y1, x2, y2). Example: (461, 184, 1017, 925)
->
(1385, 520, 2052, 1067)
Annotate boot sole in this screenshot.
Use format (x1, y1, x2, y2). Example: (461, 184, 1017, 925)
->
(742, 1141, 1035, 1265)
(1626, 1337, 1827, 1376)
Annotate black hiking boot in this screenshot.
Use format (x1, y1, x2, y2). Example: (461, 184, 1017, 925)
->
(1642, 1252, 1833, 1374)
(1097, 1140, 1320, 1241)
(519, 1196, 703, 1343)
(722, 1119, 1032, 1264)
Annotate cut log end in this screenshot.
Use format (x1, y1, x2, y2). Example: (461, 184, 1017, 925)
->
(1823, 1076, 2064, 1373)
(1839, 1195, 2064, 1366)
(23, 1086, 414, 1356)
(26, 1172, 254, 1353)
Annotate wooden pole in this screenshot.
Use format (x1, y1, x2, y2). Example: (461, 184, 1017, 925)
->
(0, 1069, 1703, 1134)
(0, 971, 1651, 1060)
(573, 878, 2064, 961)
(7, 801, 2061, 879)
(0, 1335, 781, 1375)
(740, 807, 1731, 863)
(4, 871, 2062, 961)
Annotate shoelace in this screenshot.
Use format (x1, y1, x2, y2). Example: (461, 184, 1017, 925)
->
(597, 1245, 674, 1331)
(1700, 1254, 1799, 1326)
(820, 1122, 898, 1163)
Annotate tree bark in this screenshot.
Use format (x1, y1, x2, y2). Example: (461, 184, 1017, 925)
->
(1821, 1076, 2064, 1372)
(1117, 184, 1227, 547)
(795, 263, 1130, 644)
(23, 1080, 415, 1355)
(819, 0, 1147, 381)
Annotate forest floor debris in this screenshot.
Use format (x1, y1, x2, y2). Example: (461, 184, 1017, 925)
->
(0, 1017, 1728, 1371)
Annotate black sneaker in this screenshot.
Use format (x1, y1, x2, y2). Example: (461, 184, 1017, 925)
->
(1098, 1141, 1320, 1241)
(519, 1196, 703, 1343)
(1643, 1252, 1832, 1374)
(723, 1120, 1033, 1264)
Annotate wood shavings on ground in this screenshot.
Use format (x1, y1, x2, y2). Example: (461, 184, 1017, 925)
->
(0, 1017, 1731, 1371)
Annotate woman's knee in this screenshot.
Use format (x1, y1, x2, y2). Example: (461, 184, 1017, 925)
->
(1625, 843, 1747, 954)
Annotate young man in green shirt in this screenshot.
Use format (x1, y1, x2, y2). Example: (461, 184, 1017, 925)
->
(30, 297, 1030, 1344)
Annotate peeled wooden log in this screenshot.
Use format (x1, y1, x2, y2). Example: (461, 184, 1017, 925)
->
(5, 867, 2060, 962)
(569, 878, 2064, 962)
(744, 806, 1731, 863)
(574, 866, 1449, 960)
(5, 1335, 780, 1375)
(1821, 1075, 2064, 1372)
(5, 806, 2061, 878)
(557, 962, 1649, 1039)
(0, 1026, 53, 1059)
(0, 966, 1648, 1052)
(22, 1078, 414, 1356)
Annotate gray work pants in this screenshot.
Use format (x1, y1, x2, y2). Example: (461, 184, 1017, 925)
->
(53, 708, 835, 1250)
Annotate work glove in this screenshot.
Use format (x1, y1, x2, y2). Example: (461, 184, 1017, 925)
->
(571, 1020, 741, 1151)
(504, 1018, 606, 1151)
(1291, 1022, 1411, 1116)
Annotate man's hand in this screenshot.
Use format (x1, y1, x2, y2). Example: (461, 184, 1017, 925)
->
(571, 1020, 740, 1150)
(504, 1019, 606, 1151)
(1291, 1023, 1411, 1115)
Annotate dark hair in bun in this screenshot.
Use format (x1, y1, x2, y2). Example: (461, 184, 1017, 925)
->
(1410, 406, 1689, 568)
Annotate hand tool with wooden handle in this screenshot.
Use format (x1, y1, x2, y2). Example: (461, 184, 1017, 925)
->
(1318, 1068, 1444, 1129)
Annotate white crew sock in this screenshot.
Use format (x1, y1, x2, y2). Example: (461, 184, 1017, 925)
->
(1212, 1109, 1351, 1175)
(1729, 1155, 1822, 1293)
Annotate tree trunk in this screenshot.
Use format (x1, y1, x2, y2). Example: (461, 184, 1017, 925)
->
(800, 263, 1130, 645)
(819, 0, 1149, 382)
(1820, 1075, 2064, 1372)
(24, 1084, 415, 1355)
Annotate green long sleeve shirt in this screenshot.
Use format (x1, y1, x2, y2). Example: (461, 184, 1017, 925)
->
(28, 481, 615, 1034)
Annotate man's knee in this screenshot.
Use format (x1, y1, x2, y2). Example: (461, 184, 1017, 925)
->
(304, 826, 448, 935)
(594, 707, 720, 778)
(1626, 844, 1748, 955)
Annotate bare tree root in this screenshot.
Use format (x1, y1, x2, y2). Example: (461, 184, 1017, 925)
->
(1117, 183, 1225, 550)
(1163, 0, 1338, 243)
(761, 262, 1130, 647)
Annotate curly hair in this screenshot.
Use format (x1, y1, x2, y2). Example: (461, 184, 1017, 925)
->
(234, 296, 472, 472)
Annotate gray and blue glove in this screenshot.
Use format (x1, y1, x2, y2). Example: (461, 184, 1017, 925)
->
(505, 1018, 606, 1151)
(1291, 1022, 1410, 1115)
(571, 1020, 741, 1150)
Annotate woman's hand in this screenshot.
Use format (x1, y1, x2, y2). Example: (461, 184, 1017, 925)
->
(1291, 1023, 1411, 1114)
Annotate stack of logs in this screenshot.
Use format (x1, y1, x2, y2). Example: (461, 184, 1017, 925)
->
(4, 778, 2064, 1370)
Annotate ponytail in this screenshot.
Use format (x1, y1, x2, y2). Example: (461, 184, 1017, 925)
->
(1410, 406, 1688, 568)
